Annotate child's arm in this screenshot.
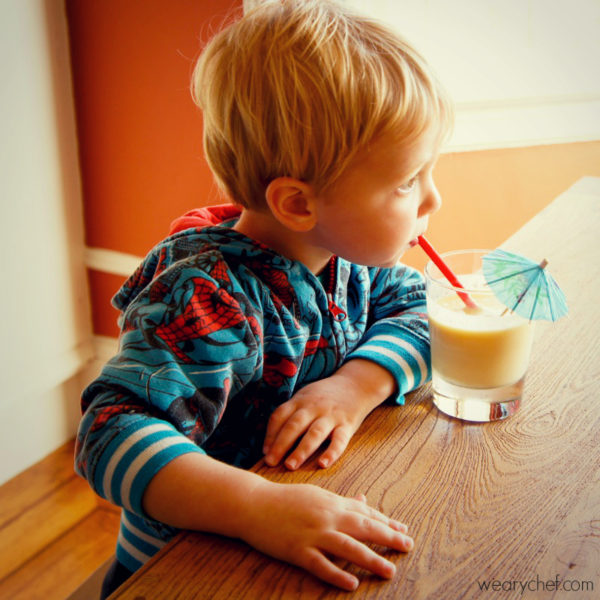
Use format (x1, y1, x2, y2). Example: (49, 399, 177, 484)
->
(142, 450, 413, 591)
(264, 264, 429, 470)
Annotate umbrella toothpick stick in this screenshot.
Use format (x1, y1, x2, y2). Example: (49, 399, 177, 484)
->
(417, 236, 479, 310)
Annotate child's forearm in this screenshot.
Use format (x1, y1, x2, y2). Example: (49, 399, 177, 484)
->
(142, 451, 414, 592)
(142, 452, 266, 538)
(335, 358, 398, 410)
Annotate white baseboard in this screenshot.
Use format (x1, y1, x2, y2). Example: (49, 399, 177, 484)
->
(93, 334, 120, 361)
(84, 247, 142, 277)
(76, 335, 119, 388)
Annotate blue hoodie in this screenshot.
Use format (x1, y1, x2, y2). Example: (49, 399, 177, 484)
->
(75, 204, 431, 573)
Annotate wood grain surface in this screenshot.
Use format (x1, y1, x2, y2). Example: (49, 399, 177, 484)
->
(0, 440, 121, 600)
(111, 178, 600, 599)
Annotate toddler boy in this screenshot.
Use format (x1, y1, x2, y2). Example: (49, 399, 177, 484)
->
(76, 0, 452, 596)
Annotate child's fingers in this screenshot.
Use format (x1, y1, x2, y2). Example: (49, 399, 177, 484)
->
(264, 408, 314, 466)
(317, 426, 352, 468)
(284, 417, 334, 470)
(350, 500, 409, 534)
(349, 493, 409, 535)
(342, 511, 413, 552)
(320, 532, 396, 580)
(298, 548, 359, 592)
(263, 401, 296, 455)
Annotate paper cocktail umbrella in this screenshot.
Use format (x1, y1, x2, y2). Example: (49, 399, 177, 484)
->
(481, 249, 568, 321)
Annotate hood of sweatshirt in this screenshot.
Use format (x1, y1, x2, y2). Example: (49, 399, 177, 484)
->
(168, 204, 242, 235)
(111, 204, 332, 315)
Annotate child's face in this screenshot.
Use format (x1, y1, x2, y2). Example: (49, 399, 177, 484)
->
(311, 127, 442, 268)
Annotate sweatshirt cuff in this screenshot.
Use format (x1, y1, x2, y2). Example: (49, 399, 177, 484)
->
(94, 419, 205, 516)
(347, 334, 430, 405)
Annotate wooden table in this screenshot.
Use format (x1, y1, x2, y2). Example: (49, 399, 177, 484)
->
(111, 178, 600, 599)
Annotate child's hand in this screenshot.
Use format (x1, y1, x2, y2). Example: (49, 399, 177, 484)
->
(242, 481, 413, 591)
(263, 359, 396, 470)
(263, 375, 366, 469)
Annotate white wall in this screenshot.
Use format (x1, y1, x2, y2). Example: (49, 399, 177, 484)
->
(344, 0, 600, 150)
(0, 0, 93, 484)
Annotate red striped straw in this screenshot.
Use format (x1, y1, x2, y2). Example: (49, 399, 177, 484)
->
(417, 235, 479, 310)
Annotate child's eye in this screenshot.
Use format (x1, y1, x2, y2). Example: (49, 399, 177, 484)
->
(397, 176, 418, 194)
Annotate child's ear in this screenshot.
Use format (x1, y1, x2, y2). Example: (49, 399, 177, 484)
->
(265, 177, 318, 232)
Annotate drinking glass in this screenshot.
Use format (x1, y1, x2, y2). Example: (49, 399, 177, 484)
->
(425, 249, 534, 421)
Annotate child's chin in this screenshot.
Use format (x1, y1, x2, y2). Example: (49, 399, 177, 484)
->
(374, 255, 405, 269)
(349, 250, 405, 268)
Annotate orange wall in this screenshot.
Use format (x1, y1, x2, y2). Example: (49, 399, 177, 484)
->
(66, 1, 600, 338)
(66, 0, 242, 257)
(66, 0, 243, 337)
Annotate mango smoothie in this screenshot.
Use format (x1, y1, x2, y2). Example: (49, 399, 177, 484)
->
(428, 292, 534, 389)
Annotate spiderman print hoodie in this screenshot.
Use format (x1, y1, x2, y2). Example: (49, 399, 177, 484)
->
(75, 204, 431, 574)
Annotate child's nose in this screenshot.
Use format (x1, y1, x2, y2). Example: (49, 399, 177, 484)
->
(419, 180, 442, 217)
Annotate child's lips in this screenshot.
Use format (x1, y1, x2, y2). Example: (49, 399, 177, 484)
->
(409, 238, 420, 248)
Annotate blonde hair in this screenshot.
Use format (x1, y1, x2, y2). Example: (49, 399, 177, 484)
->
(192, 0, 453, 209)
